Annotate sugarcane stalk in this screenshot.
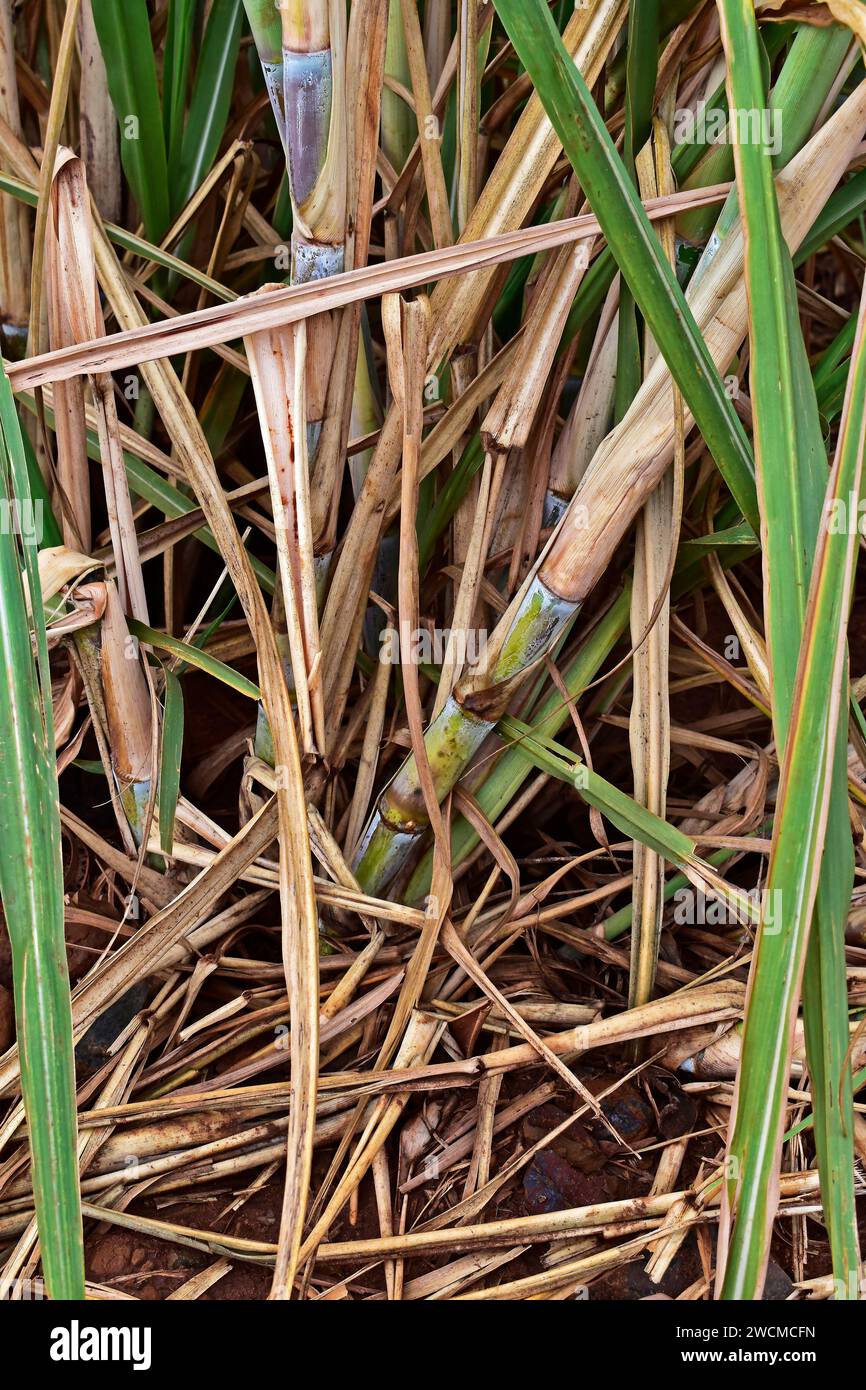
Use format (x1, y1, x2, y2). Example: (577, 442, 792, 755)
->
(354, 570, 579, 892)
(77, 0, 120, 223)
(243, 0, 348, 460)
(354, 82, 866, 898)
(405, 582, 633, 905)
(430, 228, 594, 712)
(280, 0, 346, 286)
(243, 0, 288, 148)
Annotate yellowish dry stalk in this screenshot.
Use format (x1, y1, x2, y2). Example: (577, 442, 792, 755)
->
(627, 125, 682, 1010)
(77, 0, 119, 222)
(482, 238, 594, 457)
(246, 302, 325, 754)
(547, 276, 619, 507)
(428, 0, 627, 360)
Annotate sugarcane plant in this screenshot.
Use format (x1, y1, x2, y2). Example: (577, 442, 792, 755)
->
(3, 0, 866, 1306)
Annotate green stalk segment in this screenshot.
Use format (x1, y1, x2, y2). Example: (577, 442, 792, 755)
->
(405, 585, 632, 903)
(279, 0, 346, 289)
(243, 0, 287, 145)
(354, 575, 578, 893)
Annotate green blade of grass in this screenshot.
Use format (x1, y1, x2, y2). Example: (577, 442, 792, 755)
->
(498, 714, 696, 867)
(497, 714, 756, 929)
(128, 618, 261, 701)
(158, 665, 184, 855)
(614, 0, 658, 424)
(676, 22, 848, 248)
(163, 0, 197, 173)
(721, 286, 866, 1298)
(89, 0, 170, 241)
(0, 362, 84, 1298)
(173, 0, 244, 216)
(491, 0, 758, 533)
(716, 0, 859, 1299)
(796, 168, 866, 268)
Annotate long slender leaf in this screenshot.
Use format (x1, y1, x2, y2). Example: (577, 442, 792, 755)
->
(614, 0, 658, 424)
(158, 665, 184, 854)
(715, 0, 859, 1299)
(128, 619, 262, 701)
(163, 0, 197, 173)
(89, 0, 170, 241)
(0, 364, 84, 1298)
(173, 0, 244, 215)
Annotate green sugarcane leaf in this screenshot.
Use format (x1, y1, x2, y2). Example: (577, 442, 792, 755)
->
(163, 0, 197, 172)
(796, 168, 866, 267)
(90, 0, 170, 241)
(769, 23, 851, 170)
(498, 714, 758, 931)
(614, 0, 658, 427)
(20, 426, 62, 549)
(491, 0, 759, 533)
(158, 666, 184, 854)
(716, 0, 859, 1300)
(498, 714, 696, 864)
(173, 0, 244, 214)
(677, 22, 847, 248)
(722, 303, 866, 1296)
(0, 364, 84, 1298)
(623, 0, 659, 169)
(813, 313, 857, 400)
(129, 619, 261, 701)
